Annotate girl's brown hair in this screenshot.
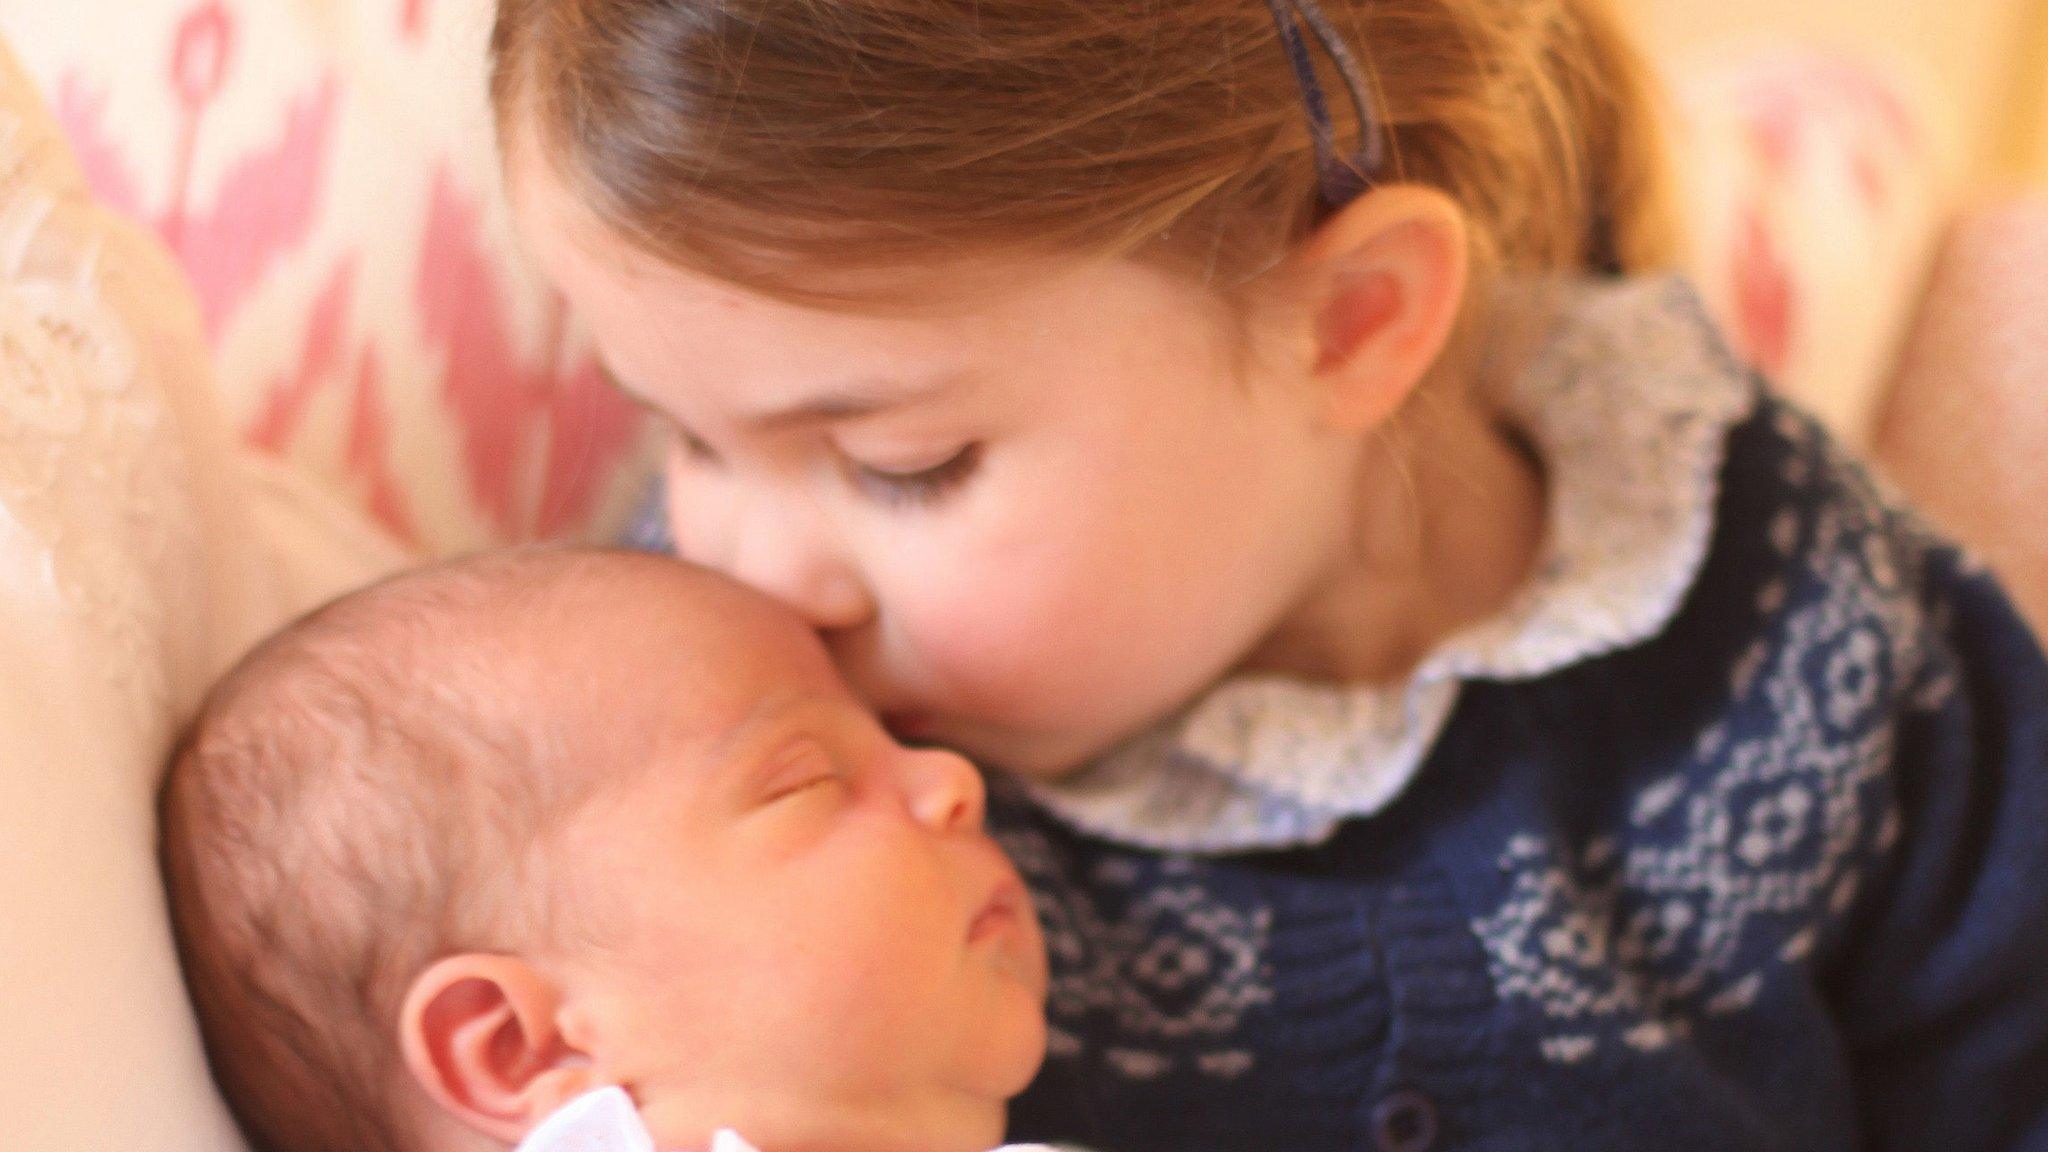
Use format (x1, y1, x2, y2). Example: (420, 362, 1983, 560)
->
(490, 0, 1675, 321)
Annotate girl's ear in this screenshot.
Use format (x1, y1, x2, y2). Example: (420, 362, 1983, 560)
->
(1290, 183, 1470, 432)
(399, 954, 599, 1144)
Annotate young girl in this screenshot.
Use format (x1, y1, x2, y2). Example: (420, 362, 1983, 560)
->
(487, 0, 2048, 1148)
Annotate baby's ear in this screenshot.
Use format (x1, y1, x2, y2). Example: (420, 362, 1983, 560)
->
(399, 954, 598, 1143)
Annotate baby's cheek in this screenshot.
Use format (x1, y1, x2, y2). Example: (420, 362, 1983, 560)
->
(635, 1101, 722, 1152)
(776, 905, 961, 1082)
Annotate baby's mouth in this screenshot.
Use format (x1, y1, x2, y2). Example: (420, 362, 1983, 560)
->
(967, 879, 1025, 944)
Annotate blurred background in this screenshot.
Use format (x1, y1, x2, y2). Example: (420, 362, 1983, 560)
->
(1630, 0, 2048, 187)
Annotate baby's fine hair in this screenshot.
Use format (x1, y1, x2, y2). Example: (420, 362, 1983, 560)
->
(158, 548, 657, 1152)
(490, 0, 1674, 320)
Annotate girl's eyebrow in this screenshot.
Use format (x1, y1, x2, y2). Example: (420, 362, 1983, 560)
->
(740, 370, 970, 431)
(599, 362, 968, 428)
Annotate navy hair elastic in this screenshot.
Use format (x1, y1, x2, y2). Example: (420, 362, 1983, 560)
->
(1261, 0, 1386, 210)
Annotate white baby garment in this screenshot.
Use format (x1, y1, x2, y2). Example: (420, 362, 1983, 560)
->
(516, 1086, 1066, 1152)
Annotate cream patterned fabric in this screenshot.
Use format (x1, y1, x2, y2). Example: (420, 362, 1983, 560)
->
(0, 0, 657, 556)
(0, 35, 400, 1151)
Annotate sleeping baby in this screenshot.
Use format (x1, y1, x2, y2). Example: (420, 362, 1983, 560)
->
(158, 548, 1056, 1152)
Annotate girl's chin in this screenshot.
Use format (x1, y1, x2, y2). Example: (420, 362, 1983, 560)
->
(882, 707, 1112, 780)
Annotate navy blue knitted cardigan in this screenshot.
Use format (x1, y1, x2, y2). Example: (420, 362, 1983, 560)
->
(626, 277, 2048, 1152)
(994, 382, 2048, 1151)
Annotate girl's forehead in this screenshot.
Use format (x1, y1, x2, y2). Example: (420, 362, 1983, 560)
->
(549, 255, 1230, 426)
(509, 143, 1229, 385)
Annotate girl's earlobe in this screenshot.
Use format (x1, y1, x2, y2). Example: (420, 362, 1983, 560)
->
(400, 954, 598, 1144)
(1300, 184, 1470, 432)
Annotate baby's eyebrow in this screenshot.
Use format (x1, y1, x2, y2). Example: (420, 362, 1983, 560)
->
(713, 693, 851, 789)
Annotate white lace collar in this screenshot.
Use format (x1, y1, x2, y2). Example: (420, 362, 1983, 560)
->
(1019, 275, 1758, 853)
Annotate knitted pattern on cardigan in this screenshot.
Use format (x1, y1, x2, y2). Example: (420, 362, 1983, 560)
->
(999, 278, 2048, 1152)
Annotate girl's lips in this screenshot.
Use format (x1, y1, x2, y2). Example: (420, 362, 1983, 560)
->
(884, 710, 936, 741)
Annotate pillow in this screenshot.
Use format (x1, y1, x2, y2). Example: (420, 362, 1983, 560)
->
(1670, 47, 1957, 447)
(0, 0, 658, 556)
(1872, 193, 2048, 635)
(0, 34, 403, 1151)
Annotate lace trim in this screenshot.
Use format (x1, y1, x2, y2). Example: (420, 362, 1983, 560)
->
(0, 101, 203, 733)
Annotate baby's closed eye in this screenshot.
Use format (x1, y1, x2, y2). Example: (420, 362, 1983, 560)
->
(755, 738, 850, 806)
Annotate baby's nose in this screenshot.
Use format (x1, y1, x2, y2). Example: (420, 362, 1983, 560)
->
(905, 747, 987, 833)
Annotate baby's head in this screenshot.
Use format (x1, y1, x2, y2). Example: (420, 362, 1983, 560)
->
(159, 548, 1048, 1152)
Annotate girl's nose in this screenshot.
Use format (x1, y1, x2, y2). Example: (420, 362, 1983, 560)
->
(904, 747, 987, 833)
(735, 545, 872, 631)
(709, 496, 875, 632)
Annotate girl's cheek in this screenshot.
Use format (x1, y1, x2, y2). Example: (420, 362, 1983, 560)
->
(899, 564, 1084, 698)
(874, 479, 1107, 671)
(663, 465, 710, 554)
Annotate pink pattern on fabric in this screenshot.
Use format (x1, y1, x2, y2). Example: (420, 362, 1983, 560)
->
(247, 260, 356, 454)
(1713, 51, 1934, 383)
(51, 2, 340, 343)
(171, 2, 234, 113)
(247, 259, 421, 543)
(42, 0, 646, 546)
(346, 351, 419, 542)
(167, 73, 340, 342)
(1732, 53, 1923, 219)
(1812, 58, 1920, 154)
(1853, 152, 1891, 213)
(51, 77, 145, 221)
(1731, 205, 1794, 379)
(534, 356, 643, 539)
(417, 165, 645, 541)
(1746, 90, 1803, 178)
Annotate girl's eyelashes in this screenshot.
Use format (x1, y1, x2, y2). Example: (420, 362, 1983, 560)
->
(671, 423, 722, 467)
(844, 442, 983, 509)
(663, 414, 980, 509)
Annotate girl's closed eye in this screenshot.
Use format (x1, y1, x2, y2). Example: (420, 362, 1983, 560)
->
(842, 442, 983, 509)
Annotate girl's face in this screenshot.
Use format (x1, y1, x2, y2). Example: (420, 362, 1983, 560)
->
(514, 156, 1363, 778)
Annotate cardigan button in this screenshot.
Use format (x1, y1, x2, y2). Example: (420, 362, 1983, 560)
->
(1371, 1087, 1440, 1152)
